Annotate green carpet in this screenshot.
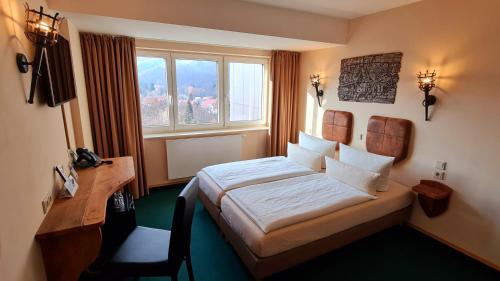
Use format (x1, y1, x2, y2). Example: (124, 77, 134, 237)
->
(134, 185, 499, 281)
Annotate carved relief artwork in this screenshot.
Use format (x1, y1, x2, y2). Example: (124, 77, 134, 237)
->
(338, 52, 403, 104)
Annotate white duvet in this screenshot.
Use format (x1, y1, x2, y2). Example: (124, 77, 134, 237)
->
(226, 173, 376, 233)
(201, 156, 314, 192)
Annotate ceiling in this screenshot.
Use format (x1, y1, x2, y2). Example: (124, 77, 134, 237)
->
(62, 0, 424, 51)
(66, 13, 338, 51)
(241, 0, 423, 19)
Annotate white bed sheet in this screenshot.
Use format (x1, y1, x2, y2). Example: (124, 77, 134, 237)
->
(226, 174, 375, 233)
(202, 156, 314, 191)
(197, 158, 318, 207)
(220, 179, 413, 257)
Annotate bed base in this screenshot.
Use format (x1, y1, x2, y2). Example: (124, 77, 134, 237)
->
(198, 188, 412, 280)
(221, 207, 411, 280)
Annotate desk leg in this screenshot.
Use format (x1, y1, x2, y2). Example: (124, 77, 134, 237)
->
(39, 228, 102, 281)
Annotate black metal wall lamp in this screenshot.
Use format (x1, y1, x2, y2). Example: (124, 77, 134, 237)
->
(16, 3, 63, 104)
(417, 70, 437, 121)
(310, 74, 324, 107)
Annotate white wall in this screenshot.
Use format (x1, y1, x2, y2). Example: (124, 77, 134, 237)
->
(0, 0, 70, 280)
(65, 19, 93, 150)
(299, 0, 500, 268)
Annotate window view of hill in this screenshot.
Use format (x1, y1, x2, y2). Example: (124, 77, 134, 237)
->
(137, 57, 219, 126)
(175, 59, 219, 124)
(137, 57, 169, 127)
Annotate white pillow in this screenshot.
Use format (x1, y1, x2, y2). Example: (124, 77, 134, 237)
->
(287, 142, 322, 172)
(298, 131, 337, 169)
(325, 156, 380, 196)
(339, 144, 395, 191)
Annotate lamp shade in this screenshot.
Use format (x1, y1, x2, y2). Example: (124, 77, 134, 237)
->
(417, 70, 436, 92)
(310, 74, 321, 87)
(24, 3, 63, 46)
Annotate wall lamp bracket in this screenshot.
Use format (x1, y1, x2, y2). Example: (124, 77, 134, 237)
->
(310, 74, 324, 107)
(417, 70, 437, 121)
(16, 53, 31, 73)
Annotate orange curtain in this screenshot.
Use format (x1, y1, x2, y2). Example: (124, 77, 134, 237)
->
(269, 50, 300, 156)
(80, 33, 148, 198)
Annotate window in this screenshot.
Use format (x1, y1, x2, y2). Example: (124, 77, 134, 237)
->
(225, 57, 267, 125)
(137, 50, 268, 133)
(136, 53, 172, 132)
(173, 54, 222, 128)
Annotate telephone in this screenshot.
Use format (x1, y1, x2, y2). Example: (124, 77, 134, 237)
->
(74, 148, 112, 168)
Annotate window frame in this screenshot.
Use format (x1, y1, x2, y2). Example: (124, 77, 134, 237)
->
(171, 52, 224, 131)
(136, 48, 269, 135)
(224, 56, 269, 127)
(136, 50, 174, 134)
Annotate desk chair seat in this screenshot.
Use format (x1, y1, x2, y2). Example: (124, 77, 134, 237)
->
(109, 226, 172, 274)
(103, 177, 199, 281)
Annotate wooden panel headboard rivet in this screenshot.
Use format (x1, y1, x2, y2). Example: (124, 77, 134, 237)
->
(322, 110, 353, 149)
(366, 115, 412, 164)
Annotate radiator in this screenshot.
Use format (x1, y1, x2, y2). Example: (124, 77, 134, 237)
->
(166, 135, 243, 179)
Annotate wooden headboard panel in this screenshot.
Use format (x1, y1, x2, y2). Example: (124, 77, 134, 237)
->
(322, 110, 353, 149)
(366, 116, 412, 164)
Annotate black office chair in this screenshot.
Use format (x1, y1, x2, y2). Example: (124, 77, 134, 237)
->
(103, 177, 199, 281)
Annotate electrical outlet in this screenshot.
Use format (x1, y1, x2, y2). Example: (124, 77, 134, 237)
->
(433, 170, 446, 180)
(41, 192, 54, 214)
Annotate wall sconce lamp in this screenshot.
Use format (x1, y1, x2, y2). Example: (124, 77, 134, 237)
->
(16, 3, 63, 104)
(417, 70, 437, 121)
(310, 74, 324, 107)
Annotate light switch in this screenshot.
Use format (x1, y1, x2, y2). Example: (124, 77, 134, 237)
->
(434, 161, 447, 170)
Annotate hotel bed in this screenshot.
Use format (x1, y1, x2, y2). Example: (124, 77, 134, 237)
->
(221, 177, 413, 258)
(219, 177, 413, 279)
(197, 114, 413, 279)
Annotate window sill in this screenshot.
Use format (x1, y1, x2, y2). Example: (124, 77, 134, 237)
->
(143, 126, 269, 140)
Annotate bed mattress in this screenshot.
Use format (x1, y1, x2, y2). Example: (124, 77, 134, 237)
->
(198, 169, 227, 207)
(220, 179, 414, 257)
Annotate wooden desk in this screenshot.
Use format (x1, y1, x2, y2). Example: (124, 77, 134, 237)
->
(35, 157, 135, 281)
